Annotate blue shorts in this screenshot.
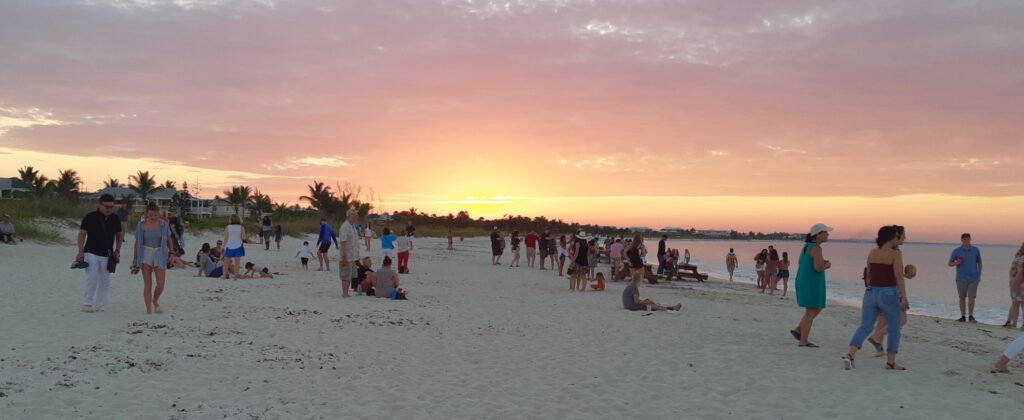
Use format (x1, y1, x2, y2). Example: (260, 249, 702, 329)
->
(224, 246, 245, 258)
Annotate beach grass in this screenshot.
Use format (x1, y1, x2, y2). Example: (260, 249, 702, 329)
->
(11, 221, 65, 243)
(0, 198, 94, 221)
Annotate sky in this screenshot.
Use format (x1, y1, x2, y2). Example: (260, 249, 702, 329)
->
(1, 0, 1023, 243)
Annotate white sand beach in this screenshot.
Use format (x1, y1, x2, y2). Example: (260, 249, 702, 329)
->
(1, 233, 1022, 419)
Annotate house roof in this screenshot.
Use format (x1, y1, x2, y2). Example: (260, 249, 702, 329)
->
(0, 178, 31, 191)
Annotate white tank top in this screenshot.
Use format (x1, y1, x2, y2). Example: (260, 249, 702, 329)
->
(226, 224, 244, 249)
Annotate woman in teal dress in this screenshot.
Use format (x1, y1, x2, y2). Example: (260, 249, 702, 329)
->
(791, 223, 833, 348)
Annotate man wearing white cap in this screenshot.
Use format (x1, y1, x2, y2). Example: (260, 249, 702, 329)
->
(339, 209, 360, 298)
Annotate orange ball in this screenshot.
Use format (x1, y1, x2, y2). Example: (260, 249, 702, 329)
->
(904, 264, 917, 279)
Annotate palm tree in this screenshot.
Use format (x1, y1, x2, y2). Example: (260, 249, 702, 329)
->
(163, 180, 176, 190)
(18, 166, 40, 187)
(250, 189, 272, 220)
(17, 166, 49, 197)
(103, 178, 122, 188)
(299, 180, 333, 212)
(128, 171, 159, 204)
(223, 185, 253, 216)
(53, 169, 82, 199)
(355, 201, 373, 219)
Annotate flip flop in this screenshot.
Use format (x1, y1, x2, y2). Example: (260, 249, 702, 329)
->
(885, 363, 907, 371)
(990, 367, 1011, 374)
(798, 343, 819, 348)
(842, 354, 855, 370)
(790, 329, 801, 341)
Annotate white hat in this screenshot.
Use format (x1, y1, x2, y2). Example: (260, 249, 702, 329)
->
(575, 231, 590, 240)
(809, 223, 833, 236)
(346, 209, 359, 217)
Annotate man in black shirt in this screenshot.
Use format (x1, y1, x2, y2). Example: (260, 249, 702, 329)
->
(657, 234, 668, 275)
(76, 194, 124, 313)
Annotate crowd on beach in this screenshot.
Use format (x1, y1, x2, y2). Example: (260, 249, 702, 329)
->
(64, 193, 1024, 378)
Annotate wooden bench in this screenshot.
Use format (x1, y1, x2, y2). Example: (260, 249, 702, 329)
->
(666, 263, 708, 282)
(613, 263, 661, 284)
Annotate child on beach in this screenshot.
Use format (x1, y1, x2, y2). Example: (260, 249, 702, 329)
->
(591, 272, 606, 291)
(296, 241, 313, 270)
(380, 228, 397, 260)
(754, 249, 767, 289)
(241, 262, 275, 278)
(273, 225, 283, 251)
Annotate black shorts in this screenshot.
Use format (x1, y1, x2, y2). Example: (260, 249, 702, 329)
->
(629, 258, 644, 269)
(351, 277, 364, 290)
(301, 257, 309, 265)
(318, 243, 331, 253)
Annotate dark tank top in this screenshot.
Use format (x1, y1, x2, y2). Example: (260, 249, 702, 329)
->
(868, 263, 897, 287)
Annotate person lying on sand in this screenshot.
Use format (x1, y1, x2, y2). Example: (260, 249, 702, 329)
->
(240, 262, 275, 278)
(622, 274, 680, 312)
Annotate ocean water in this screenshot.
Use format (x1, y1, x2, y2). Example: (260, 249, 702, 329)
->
(658, 239, 1018, 325)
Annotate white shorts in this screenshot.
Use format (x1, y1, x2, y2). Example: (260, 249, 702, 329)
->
(382, 249, 396, 259)
(142, 246, 161, 268)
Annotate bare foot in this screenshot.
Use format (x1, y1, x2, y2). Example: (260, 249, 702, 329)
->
(154, 305, 163, 314)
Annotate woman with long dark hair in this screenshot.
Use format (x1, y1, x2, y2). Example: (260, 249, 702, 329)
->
(842, 225, 910, 370)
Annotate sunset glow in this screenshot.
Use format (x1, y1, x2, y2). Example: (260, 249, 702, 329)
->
(2, 1, 1023, 242)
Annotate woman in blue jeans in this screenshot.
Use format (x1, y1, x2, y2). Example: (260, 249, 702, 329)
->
(843, 225, 911, 371)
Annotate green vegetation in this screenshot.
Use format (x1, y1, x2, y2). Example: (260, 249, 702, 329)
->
(0, 197, 93, 220)
(14, 221, 65, 243)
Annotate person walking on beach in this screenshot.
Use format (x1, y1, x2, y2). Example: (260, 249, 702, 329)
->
(490, 227, 504, 266)
(131, 202, 173, 314)
(395, 231, 412, 274)
(509, 231, 522, 268)
(866, 225, 910, 355)
(791, 223, 833, 348)
(726, 248, 738, 281)
(339, 209, 360, 298)
(222, 214, 246, 279)
(315, 217, 338, 272)
(364, 224, 375, 252)
(117, 201, 130, 243)
(1003, 243, 1024, 328)
(524, 230, 539, 268)
(656, 235, 668, 275)
(75, 194, 124, 313)
(949, 233, 983, 322)
(379, 227, 397, 260)
(842, 225, 910, 370)
(261, 215, 273, 250)
(405, 221, 416, 238)
(273, 224, 283, 251)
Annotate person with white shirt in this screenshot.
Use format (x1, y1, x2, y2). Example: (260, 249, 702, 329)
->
(295, 241, 314, 270)
(396, 232, 412, 274)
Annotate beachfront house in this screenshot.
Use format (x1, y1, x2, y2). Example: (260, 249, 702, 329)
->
(659, 227, 683, 235)
(697, 230, 731, 238)
(0, 178, 31, 199)
(82, 187, 249, 218)
(628, 226, 653, 234)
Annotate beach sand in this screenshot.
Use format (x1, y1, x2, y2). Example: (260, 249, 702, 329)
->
(1, 233, 1022, 419)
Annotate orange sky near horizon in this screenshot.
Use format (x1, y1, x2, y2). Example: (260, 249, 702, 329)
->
(2, 1, 1023, 244)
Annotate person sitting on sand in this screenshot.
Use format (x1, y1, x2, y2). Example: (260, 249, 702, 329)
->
(210, 240, 223, 264)
(241, 262, 275, 278)
(591, 272, 606, 291)
(0, 214, 16, 244)
(196, 242, 224, 278)
(375, 256, 403, 299)
(622, 269, 680, 312)
(353, 256, 376, 296)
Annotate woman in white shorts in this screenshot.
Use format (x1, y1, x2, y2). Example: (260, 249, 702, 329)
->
(132, 202, 173, 314)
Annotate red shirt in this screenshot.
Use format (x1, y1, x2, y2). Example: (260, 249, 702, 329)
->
(524, 233, 539, 248)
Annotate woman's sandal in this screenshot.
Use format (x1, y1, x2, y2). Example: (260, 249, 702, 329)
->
(842, 354, 856, 370)
(990, 366, 1011, 374)
(885, 363, 906, 371)
(790, 329, 801, 341)
(1003, 322, 1016, 328)
(867, 337, 884, 353)
(798, 342, 819, 348)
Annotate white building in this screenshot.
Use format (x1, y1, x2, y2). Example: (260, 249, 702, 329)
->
(698, 230, 731, 238)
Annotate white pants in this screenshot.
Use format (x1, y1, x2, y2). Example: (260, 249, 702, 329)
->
(382, 249, 395, 259)
(82, 253, 111, 311)
(1004, 333, 1024, 359)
